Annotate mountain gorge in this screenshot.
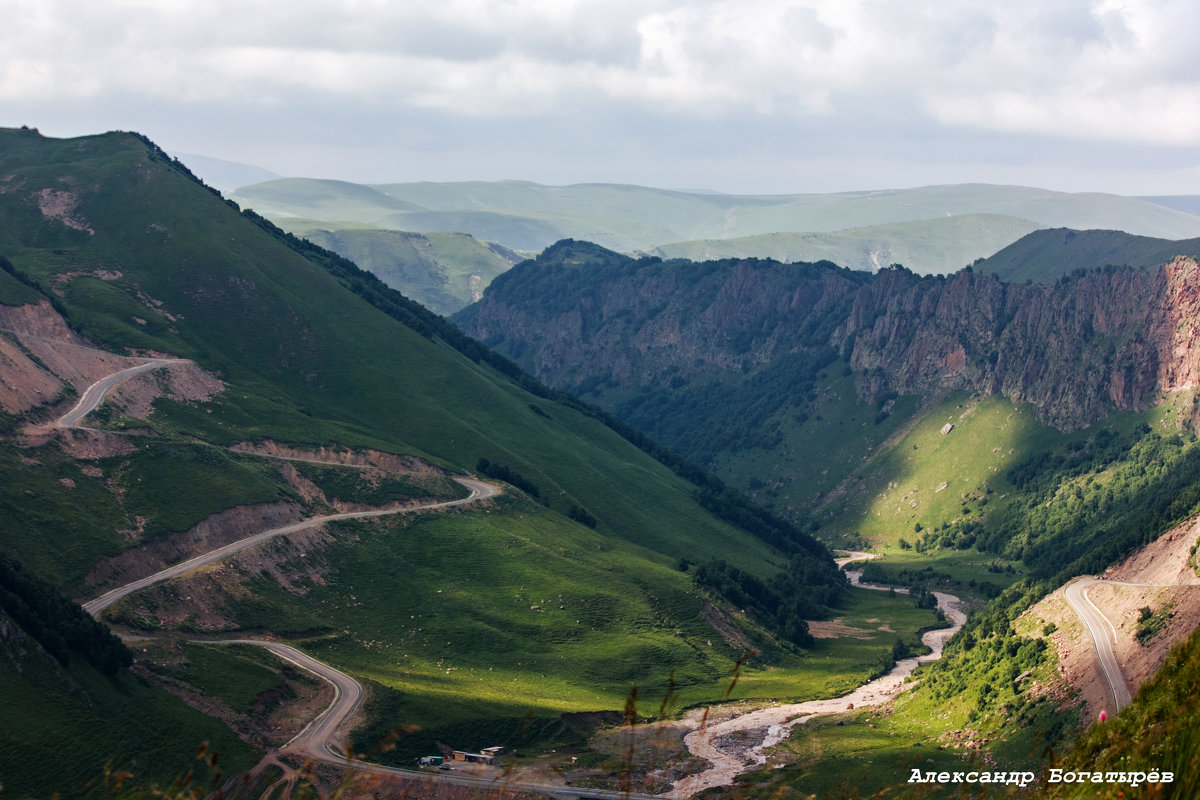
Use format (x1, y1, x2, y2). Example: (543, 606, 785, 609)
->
(4, 127, 1200, 798)
(456, 242, 1200, 489)
(0, 128, 861, 797)
(453, 243, 1200, 798)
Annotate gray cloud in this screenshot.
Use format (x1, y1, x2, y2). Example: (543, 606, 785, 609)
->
(3, 0, 1198, 194)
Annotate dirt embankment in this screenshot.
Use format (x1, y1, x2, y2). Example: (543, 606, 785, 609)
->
(230, 440, 444, 475)
(1024, 515, 1200, 722)
(132, 638, 335, 749)
(111, 522, 337, 633)
(84, 501, 308, 597)
(1, 297, 222, 432)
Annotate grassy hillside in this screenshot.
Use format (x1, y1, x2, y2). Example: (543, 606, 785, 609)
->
(729, 396, 1200, 798)
(0, 558, 257, 798)
(271, 221, 521, 315)
(1035, 625, 1200, 798)
(0, 128, 874, 794)
(976, 227, 1200, 283)
(641, 213, 1043, 275)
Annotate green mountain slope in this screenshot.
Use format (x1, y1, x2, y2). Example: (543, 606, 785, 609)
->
(975, 227, 1200, 284)
(641, 213, 1042, 275)
(0, 128, 862, 793)
(271, 221, 521, 315)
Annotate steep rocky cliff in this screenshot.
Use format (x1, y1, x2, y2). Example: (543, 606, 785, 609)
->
(840, 256, 1200, 429)
(456, 242, 1200, 433)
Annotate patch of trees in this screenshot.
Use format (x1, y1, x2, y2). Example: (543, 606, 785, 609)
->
(988, 431, 1200, 580)
(567, 505, 597, 528)
(858, 562, 942, 610)
(0, 554, 131, 675)
(475, 458, 541, 499)
(920, 579, 1053, 721)
(1004, 425, 1143, 495)
(690, 558, 849, 649)
(618, 348, 841, 465)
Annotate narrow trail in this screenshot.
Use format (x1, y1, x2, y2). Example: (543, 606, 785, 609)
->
(669, 555, 966, 798)
(82, 478, 494, 617)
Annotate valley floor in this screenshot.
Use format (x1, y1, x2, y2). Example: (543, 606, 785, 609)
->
(669, 579, 965, 796)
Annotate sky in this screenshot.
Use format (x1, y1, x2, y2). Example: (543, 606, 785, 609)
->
(3, 0, 1199, 195)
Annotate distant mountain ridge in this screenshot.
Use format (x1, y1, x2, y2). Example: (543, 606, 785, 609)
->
(1139, 195, 1200, 217)
(976, 227, 1200, 284)
(231, 178, 1200, 253)
(229, 177, 1200, 312)
(174, 152, 284, 193)
(639, 213, 1043, 275)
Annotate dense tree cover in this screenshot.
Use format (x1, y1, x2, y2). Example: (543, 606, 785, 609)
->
(567, 504, 598, 528)
(475, 458, 542, 499)
(990, 430, 1200, 580)
(858, 563, 941, 609)
(691, 549, 852, 649)
(907, 425, 1200, 581)
(0, 553, 130, 675)
(619, 347, 841, 465)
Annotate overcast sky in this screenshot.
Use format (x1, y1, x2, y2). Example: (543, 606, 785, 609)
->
(4, 0, 1198, 195)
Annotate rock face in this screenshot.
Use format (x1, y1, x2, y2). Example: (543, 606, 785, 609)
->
(457, 244, 1200, 432)
(840, 256, 1200, 429)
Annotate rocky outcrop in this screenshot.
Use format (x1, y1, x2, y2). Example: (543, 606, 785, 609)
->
(840, 257, 1200, 428)
(458, 246, 1200, 432)
(0, 297, 223, 422)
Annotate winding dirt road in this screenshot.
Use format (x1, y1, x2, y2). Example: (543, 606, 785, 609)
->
(69, 359, 666, 798)
(55, 358, 181, 428)
(82, 478, 494, 617)
(1063, 578, 1134, 712)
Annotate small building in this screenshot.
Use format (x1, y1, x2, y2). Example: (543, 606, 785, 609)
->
(451, 751, 498, 765)
(418, 756, 444, 766)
